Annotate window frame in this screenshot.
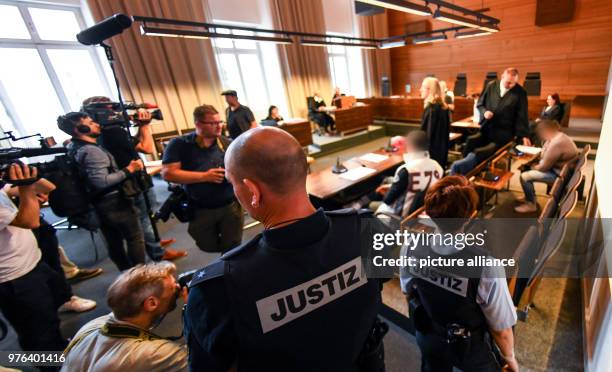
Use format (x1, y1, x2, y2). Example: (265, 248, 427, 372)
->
(211, 21, 287, 120)
(326, 33, 366, 98)
(0, 0, 114, 141)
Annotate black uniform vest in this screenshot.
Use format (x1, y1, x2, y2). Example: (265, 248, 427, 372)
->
(193, 209, 381, 371)
(407, 243, 488, 331)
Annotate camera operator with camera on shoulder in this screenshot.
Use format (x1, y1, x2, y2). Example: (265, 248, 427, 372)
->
(81, 96, 186, 262)
(57, 112, 145, 271)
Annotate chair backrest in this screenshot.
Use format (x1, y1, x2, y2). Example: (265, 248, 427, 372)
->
(306, 96, 316, 113)
(558, 162, 572, 184)
(527, 218, 568, 287)
(574, 144, 590, 173)
(454, 73, 467, 96)
(523, 72, 541, 96)
(482, 72, 498, 93)
(559, 101, 571, 127)
(538, 198, 558, 224)
(549, 177, 564, 203)
(564, 169, 583, 195)
(558, 190, 578, 219)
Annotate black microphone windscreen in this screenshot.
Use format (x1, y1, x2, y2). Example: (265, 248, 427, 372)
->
(76, 13, 132, 45)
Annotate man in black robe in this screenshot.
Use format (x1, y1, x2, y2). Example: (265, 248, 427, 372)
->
(450, 68, 531, 175)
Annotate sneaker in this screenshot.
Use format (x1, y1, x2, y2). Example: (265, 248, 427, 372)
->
(59, 296, 97, 313)
(514, 202, 537, 213)
(67, 268, 103, 284)
(160, 238, 176, 248)
(162, 248, 188, 261)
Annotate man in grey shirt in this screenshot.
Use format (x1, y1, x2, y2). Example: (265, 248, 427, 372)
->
(515, 119, 578, 213)
(57, 112, 145, 270)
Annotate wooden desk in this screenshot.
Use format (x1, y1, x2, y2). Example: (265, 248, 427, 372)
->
(145, 160, 163, 176)
(334, 104, 373, 135)
(451, 116, 480, 129)
(472, 168, 514, 191)
(528, 97, 547, 121)
(449, 132, 462, 142)
(358, 97, 424, 122)
(334, 95, 356, 109)
(280, 119, 312, 147)
(452, 97, 474, 120)
(307, 150, 403, 200)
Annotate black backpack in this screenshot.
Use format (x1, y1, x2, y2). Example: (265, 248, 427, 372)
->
(46, 153, 99, 231)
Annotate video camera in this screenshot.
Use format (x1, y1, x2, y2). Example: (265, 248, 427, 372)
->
(0, 133, 66, 184)
(82, 101, 163, 127)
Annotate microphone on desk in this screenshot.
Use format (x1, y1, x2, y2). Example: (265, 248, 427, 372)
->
(331, 157, 348, 174)
(384, 138, 396, 152)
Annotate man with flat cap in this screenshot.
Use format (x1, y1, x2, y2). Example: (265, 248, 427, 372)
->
(184, 127, 386, 371)
(222, 90, 258, 139)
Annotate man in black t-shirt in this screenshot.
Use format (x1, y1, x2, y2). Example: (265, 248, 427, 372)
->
(221, 90, 257, 139)
(162, 104, 243, 253)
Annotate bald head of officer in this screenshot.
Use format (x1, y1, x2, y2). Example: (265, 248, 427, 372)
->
(224, 126, 315, 227)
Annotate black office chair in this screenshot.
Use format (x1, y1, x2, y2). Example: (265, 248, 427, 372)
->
(482, 72, 498, 93)
(453, 73, 467, 97)
(523, 72, 541, 96)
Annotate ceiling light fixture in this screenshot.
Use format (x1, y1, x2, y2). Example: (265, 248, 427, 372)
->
(412, 33, 447, 44)
(379, 39, 407, 49)
(433, 9, 499, 33)
(141, 25, 293, 44)
(454, 29, 492, 39)
(355, 0, 432, 16)
(300, 38, 378, 49)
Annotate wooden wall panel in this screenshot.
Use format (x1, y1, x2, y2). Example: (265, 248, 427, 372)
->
(388, 0, 612, 103)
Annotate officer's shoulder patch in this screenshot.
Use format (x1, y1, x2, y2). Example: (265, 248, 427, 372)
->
(188, 259, 225, 288)
(220, 234, 261, 260)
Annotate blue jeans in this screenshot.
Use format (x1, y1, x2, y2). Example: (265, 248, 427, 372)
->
(135, 192, 165, 261)
(520, 170, 557, 202)
(450, 152, 478, 175)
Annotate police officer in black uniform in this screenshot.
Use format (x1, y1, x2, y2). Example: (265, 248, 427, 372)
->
(184, 127, 385, 371)
(401, 176, 518, 372)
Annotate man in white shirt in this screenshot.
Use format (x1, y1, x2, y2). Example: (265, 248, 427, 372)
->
(0, 163, 67, 352)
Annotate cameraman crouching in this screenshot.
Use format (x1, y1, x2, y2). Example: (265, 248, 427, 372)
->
(82, 96, 186, 262)
(61, 262, 187, 371)
(0, 164, 67, 354)
(57, 112, 145, 271)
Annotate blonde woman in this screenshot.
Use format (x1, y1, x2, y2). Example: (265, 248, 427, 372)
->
(420, 77, 451, 168)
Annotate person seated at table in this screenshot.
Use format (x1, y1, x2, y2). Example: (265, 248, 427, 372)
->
(515, 119, 578, 213)
(450, 67, 530, 176)
(352, 130, 443, 218)
(528, 93, 563, 146)
(331, 86, 345, 104)
(420, 77, 451, 168)
(471, 92, 481, 123)
(308, 92, 336, 134)
(439, 80, 455, 121)
(261, 105, 284, 127)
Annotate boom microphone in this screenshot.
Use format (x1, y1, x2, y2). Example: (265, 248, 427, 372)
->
(76, 13, 133, 45)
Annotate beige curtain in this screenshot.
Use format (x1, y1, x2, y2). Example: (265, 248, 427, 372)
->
(358, 11, 391, 97)
(86, 0, 224, 135)
(269, 0, 332, 118)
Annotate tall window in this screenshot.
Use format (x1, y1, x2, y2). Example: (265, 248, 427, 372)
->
(212, 22, 288, 121)
(0, 0, 113, 145)
(327, 35, 366, 99)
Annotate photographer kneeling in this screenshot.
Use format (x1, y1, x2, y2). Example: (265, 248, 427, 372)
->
(0, 163, 67, 353)
(57, 112, 145, 271)
(61, 262, 187, 371)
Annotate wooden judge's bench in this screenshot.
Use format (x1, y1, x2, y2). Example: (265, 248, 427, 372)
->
(324, 95, 373, 135)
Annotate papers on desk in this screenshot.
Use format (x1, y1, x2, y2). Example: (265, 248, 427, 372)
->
(145, 160, 162, 167)
(516, 145, 542, 155)
(359, 153, 388, 163)
(339, 166, 377, 181)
